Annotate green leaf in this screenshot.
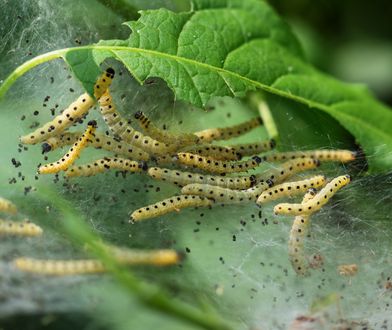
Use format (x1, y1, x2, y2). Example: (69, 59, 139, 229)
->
(1, 0, 391, 172)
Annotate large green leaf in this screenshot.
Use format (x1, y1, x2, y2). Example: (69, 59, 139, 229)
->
(1, 0, 391, 172)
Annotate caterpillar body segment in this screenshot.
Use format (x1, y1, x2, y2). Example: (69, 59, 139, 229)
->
(288, 189, 317, 276)
(38, 121, 97, 174)
(229, 139, 276, 157)
(181, 180, 273, 204)
(175, 153, 262, 174)
(184, 145, 241, 161)
(147, 167, 256, 189)
(42, 132, 150, 161)
(98, 90, 176, 155)
(274, 175, 351, 216)
(0, 219, 43, 236)
(65, 158, 146, 178)
(256, 158, 320, 184)
(263, 149, 356, 163)
(194, 117, 262, 143)
(0, 197, 18, 215)
(20, 69, 114, 144)
(134, 111, 199, 147)
(257, 175, 326, 204)
(130, 195, 213, 223)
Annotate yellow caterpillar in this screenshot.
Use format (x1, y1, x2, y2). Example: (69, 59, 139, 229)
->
(38, 121, 97, 174)
(274, 174, 351, 216)
(130, 195, 213, 223)
(262, 149, 356, 163)
(20, 68, 114, 144)
(13, 248, 180, 275)
(288, 189, 317, 276)
(181, 180, 273, 204)
(134, 111, 199, 147)
(256, 158, 320, 184)
(0, 197, 18, 215)
(175, 152, 262, 174)
(147, 166, 256, 189)
(98, 90, 177, 155)
(0, 219, 43, 236)
(42, 131, 150, 161)
(228, 139, 276, 157)
(194, 117, 262, 143)
(65, 158, 147, 177)
(184, 145, 241, 161)
(257, 175, 326, 204)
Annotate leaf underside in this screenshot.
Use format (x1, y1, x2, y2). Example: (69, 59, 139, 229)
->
(31, 0, 392, 172)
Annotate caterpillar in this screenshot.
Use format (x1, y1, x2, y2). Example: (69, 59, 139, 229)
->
(262, 149, 356, 163)
(0, 197, 18, 215)
(65, 158, 147, 177)
(0, 219, 43, 236)
(274, 174, 351, 216)
(256, 158, 320, 184)
(181, 180, 274, 204)
(13, 248, 181, 275)
(38, 120, 97, 174)
(134, 111, 199, 147)
(194, 117, 262, 143)
(256, 175, 326, 204)
(147, 166, 256, 189)
(98, 90, 177, 155)
(288, 188, 317, 276)
(183, 145, 241, 161)
(20, 68, 114, 145)
(175, 153, 262, 174)
(130, 195, 213, 223)
(228, 139, 276, 158)
(41, 131, 150, 161)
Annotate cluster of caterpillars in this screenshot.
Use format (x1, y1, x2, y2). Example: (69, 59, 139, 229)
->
(19, 68, 356, 276)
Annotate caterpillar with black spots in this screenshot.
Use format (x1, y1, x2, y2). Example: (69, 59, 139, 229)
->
(228, 139, 276, 158)
(194, 117, 262, 143)
(38, 120, 97, 174)
(41, 131, 150, 161)
(65, 158, 147, 177)
(181, 180, 274, 204)
(129, 195, 214, 223)
(175, 152, 262, 174)
(183, 145, 241, 161)
(0, 197, 18, 215)
(274, 174, 351, 216)
(0, 219, 43, 236)
(20, 68, 114, 145)
(262, 149, 356, 163)
(98, 90, 177, 155)
(147, 167, 256, 189)
(256, 158, 320, 184)
(288, 188, 317, 276)
(13, 247, 180, 275)
(134, 111, 199, 147)
(257, 175, 326, 204)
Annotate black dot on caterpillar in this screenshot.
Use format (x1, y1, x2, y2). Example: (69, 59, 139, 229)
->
(38, 121, 97, 174)
(20, 69, 114, 145)
(274, 174, 351, 216)
(129, 195, 214, 223)
(175, 152, 262, 174)
(147, 166, 257, 189)
(257, 175, 326, 204)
